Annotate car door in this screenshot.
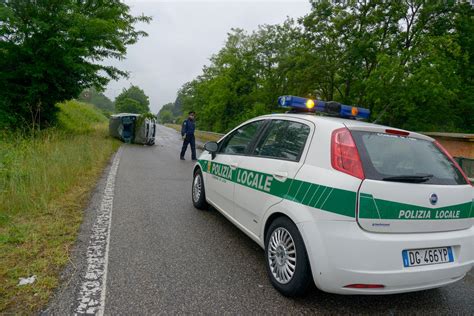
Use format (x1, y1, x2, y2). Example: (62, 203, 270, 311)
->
(233, 118, 313, 237)
(205, 119, 267, 219)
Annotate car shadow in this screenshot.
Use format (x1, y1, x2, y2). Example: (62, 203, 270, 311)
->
(202, 205, 470, 314)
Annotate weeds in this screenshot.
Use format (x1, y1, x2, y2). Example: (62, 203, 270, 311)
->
(0, 100, 120, 313)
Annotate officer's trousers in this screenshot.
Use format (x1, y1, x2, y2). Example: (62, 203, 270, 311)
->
(180, 134, 196, 160)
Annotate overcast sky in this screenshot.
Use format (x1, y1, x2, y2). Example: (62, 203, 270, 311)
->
(104, 0, 311, 113)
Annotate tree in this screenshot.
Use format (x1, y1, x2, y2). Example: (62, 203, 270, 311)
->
(299, 0, 472, 132)
(115, 98, 144, 114)
(177, 0, 473, 133)
(0, 0, 150, 129)
(115, 85, 150, 114)
(157, 102, 175, 123)
(453, 3, 474, 132)
(78, 88, 115, 113)
(179, 28, 274, 132)
(158, 110, 173, 124)
(172, 95, 183, 117)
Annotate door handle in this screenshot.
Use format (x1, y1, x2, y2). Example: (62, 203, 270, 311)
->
(230, 163, 239, 170)
(273, 171, 288, 182)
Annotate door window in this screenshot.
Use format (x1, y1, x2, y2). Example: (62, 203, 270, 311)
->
(219, 120, 266, 155)
(253, 120, 310, 162)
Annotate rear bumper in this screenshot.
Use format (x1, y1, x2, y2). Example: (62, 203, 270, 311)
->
(298, 221, 474, 294)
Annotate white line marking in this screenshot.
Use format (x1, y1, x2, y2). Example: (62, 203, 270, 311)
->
(300, 184, 313, 204)
(469, 199, 473, 218)
(74, 147, 122, 315)
(313, 187, 328, 208)
(308, 185, 321, 206)
(319, 188, 334, 210)
(291, 181, 304, 201)
(372, 197, 382, 220)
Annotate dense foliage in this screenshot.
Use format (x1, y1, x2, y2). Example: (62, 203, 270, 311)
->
(157, 102, 175, 123)
(172, 0, 473, 133)
(0, 0, 150, 129)
(115, 85, 151, 114)
(77, 88, 115, 115)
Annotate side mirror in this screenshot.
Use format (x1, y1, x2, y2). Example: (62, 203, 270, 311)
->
(204, 141, 218, 159)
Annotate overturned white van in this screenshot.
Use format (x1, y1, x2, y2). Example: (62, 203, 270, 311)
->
(109, 113, 156, 145)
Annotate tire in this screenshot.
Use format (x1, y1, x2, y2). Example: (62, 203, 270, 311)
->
(192, 169, 208, 210)
(265, 216, 312, 297)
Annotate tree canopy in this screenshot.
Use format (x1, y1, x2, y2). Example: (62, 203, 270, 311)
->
(177, 1, 474, 133)
(0, 0, 150, 129)
(78, 88, 115, 114)
(157, 102, 175, 123)
(115, 85, 150, 114)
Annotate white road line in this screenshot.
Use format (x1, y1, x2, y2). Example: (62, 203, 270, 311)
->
(74, 147, 122, 315)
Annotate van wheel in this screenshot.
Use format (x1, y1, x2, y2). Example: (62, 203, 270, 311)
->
(192, 169, 208, 210)
(265, 217, 312, 297)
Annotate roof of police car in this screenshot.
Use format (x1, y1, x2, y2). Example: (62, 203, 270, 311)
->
(257, 113, 432, 140)
(259, 113, 381, 127)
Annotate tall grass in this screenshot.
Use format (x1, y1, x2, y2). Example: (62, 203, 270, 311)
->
(0, 100, 120, 313)
(56, 101, 108, 133)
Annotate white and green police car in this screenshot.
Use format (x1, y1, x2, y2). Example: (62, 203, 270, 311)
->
(191, 95, 474, 296)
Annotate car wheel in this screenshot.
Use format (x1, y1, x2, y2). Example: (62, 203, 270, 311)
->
(265, 216, 312, 297)
(192, 169, 208, 210)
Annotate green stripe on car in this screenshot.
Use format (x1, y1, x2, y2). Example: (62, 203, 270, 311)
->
(359, 194, 472, 220)
(198, 159, 474, 220)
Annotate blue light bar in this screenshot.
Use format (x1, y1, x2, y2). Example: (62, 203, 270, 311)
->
(278, 95, 370, 120)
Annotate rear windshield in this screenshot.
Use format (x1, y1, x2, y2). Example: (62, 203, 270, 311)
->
(351, 131, 467, 185)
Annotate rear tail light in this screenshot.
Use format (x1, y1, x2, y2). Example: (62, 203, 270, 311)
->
(331, 128, 365, 179)
(434, 141, 472, 186)
(344, 284, 385, 289)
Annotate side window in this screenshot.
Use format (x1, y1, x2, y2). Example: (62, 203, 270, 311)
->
(219, 120, 265, 155)
(254, 120, 310, 161)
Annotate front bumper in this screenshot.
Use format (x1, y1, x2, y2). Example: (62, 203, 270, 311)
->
(298, 221, 474, 294)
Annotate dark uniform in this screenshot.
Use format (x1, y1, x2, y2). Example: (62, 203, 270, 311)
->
(180, 118, 196, 160)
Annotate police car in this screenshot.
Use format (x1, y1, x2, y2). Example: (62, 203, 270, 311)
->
(191, 96, 474, 296)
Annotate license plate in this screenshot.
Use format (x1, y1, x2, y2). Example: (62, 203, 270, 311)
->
(402, 247, 454, 267)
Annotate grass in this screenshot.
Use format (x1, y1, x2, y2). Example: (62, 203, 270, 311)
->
(56, 101, 109, 133)
(165, 123, 223, 143)
(0, 100, 121, 313)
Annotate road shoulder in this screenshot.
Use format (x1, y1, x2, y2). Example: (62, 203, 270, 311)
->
(41, 148, 122, 315)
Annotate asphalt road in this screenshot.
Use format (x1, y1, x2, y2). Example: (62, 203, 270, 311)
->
(46, 125, 474, 315)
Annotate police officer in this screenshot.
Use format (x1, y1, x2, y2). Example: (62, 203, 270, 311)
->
(180, 111, 197, 160)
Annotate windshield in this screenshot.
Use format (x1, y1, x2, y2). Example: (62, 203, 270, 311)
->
(351, 131, 467, 185)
